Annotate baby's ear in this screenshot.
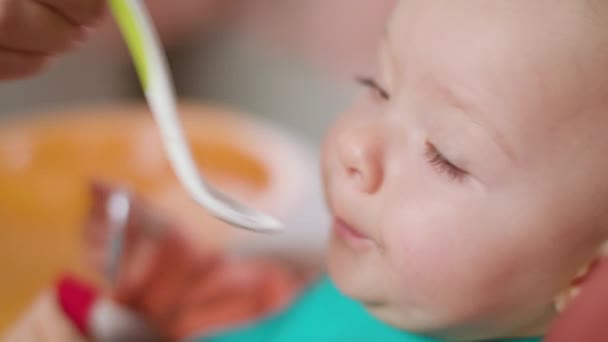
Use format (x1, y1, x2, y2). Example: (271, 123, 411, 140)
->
(545, 240, 608, 341)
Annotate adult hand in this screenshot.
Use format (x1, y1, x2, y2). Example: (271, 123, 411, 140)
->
(0, 0, 105, 80)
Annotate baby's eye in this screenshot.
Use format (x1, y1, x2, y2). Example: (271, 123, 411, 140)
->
(355, 75, 390, 100)
(424, 142, 467, 182)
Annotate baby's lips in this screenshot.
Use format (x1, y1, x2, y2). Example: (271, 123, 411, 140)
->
(545, 256, 608, 341)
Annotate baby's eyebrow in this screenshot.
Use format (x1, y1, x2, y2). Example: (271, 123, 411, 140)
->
(427, 78, 517, 163)
(380, 26, 517, 163)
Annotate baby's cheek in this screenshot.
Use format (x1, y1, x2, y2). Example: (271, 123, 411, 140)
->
(383, 222, 524, 323)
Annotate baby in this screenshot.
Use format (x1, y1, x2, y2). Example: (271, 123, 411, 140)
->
(323, 0, 608, 339)
(7, 0, 608, 341)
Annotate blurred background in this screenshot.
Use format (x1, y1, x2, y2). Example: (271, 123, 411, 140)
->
(0, 0, 395, 142)
(0, 0, 395, 333)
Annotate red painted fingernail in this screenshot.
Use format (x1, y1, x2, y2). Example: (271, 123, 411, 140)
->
(56, 274, 99, 337)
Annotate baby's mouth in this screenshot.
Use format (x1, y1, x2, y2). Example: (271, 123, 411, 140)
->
(332, 217, 375, 250)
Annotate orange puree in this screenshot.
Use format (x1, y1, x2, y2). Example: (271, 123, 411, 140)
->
(0, 102, 275, 332)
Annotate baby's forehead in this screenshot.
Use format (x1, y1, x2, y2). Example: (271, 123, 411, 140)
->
(390, 0, 605, 30)
(385, 0, 608, 153)
(388, 0, 607, 68)
(388, 1, 608, 115)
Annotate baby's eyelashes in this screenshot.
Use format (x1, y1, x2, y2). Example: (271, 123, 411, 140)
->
(355, 75, 391, 100)
(424, 142, 468, 182)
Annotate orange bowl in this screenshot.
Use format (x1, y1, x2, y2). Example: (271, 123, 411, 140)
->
(0, 102, 322, 332)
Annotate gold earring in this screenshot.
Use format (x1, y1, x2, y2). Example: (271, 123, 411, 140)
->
(553, 286, 581, 313)
(552, 261, 594, 313)
(552, 241, 608, 313)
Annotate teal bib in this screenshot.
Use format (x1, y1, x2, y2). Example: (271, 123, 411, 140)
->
(194, 276, 542, 342)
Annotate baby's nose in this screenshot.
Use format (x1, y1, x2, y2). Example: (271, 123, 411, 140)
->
(336, 122, 385, 194)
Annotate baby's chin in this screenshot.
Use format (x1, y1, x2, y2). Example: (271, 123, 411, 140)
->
(326, 234, 384, 299)
(363, 304, 513, 341)
(328, 240, 550, 340)
(327, 239, 452, 334)
(363, 297, 553, 341)
(327, 242, 442, 334)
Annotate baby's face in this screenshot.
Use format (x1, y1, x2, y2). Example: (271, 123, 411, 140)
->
(322, 0, 608, 340)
